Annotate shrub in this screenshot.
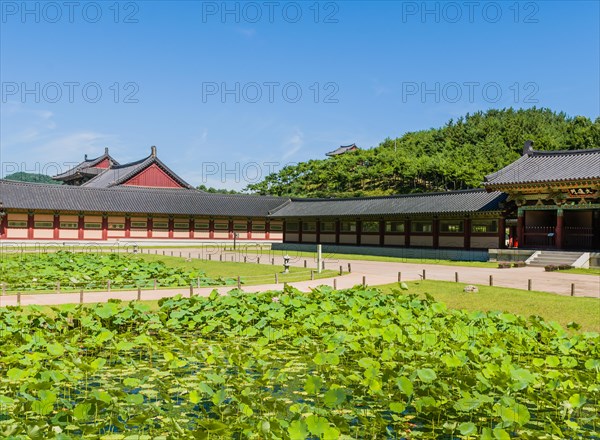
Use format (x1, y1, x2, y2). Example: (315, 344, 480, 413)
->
(545, 265, 558, 272)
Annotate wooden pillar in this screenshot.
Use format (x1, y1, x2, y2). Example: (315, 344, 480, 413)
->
(356, 219, 362, 246)
(228, 219, 234, 240)
(405, 219, 411, 247)
(298, 220, 303, 243)
(27, 212, 34, 239)
(189, 218, 194, 239)
(124, 216, 131, 239)
(53, 212, 60, 240)
(147, 216, 153, 238)
(265, 220, 271, 240)
(209, 219, 215, 239)
(555, 208, 564, 249)
(379, 220, 385, 246)
(0, 210, 7, 239)
(463, 217, 471, 250)
(168, 217, 174, 239)
(335, 219, 340, 245)
(498, 216, 506, 249)
(517, 208, 524, 248)
(101, 214, 108, 240)
(593, 210, 600, 250)
(247, 219, 252, 240)
(432, 217, 439, 248)
(78, 213, 84, 240)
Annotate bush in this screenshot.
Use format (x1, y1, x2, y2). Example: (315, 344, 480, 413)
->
(513, 261, 526, 268)
(498, 262, 512, 269)
(545, 265, 559, 272)
(558, 264, 573, 270)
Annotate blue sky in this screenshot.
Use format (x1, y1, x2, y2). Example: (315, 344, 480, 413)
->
(1, 1, 598, 189)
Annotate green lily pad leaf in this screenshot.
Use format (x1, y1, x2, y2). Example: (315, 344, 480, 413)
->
(324, 387, 346, 407)
(288, 420, 309, 440)
(389, 402, 406, 413)
(396, 376, 413, 396)
(416, 368, 437, 383)
(304, 376, 323, 395)
(459, 422, 476, 435)
(306, 415, 328, 436)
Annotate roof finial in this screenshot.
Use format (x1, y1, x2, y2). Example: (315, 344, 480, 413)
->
(84, 154, 88, 160)
(104, 147, 109, 155)
(523, 140, 534, 155)
(151, 146, 157, 157)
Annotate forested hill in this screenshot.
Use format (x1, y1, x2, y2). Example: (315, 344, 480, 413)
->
(246, 108, 600, 198)
(3, 172, 61, 185)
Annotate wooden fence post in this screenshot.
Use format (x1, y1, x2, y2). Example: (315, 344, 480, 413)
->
(455, 272, 459, 283)
(56, 281, 60, 294)
(571, 283, 575, 297)
(79, 289, 84, 304)
(528, 279, 532, 291)
(333, 279, 337, 290)
(489, 275, 493, 286)
(244, 256, 247, 263)
(304, 260, 307, 268)
(362, 276, 366, 288)
(237, 276, 241, 289)
(189, 285, 193, 297)
(137, 287, 142, 301)
(311, 270, 315, 280)
(322, 261, 325, 270)
(271, 258, 275, 265)
(257, 257, 261, 264)
(17, 291, 21, 306)
(422, 269, 426, 280)
(209, 254, 212, 261)
(275, 273, 279, 284)
(107, 280, 111, 293)
(397, 272, 401, 282)
(347, 263, 351, 273)
(339, 266, 343, 276)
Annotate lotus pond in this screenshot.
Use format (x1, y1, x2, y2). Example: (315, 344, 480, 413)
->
(0, 286, 598, 439)
(0, 251, 236, 291)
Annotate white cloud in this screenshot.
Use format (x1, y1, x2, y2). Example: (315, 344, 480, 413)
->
(281, 128, 303, 160)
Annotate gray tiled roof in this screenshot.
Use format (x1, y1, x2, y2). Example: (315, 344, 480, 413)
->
(269, 189, 507, 218)
(82, 155, 193, 189)
(53, 152, 118, 180)
(326, 144, 359, 156)
(484, 148, 600, 187)
(0, 180, 287, 217)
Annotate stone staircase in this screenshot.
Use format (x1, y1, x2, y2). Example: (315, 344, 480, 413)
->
(527, 251, 587, 267)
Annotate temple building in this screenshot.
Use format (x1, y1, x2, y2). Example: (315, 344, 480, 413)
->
(0, 142, 598, 257)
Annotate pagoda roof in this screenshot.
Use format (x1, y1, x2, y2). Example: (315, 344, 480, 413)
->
(0, 180, 286, 217)
(82, 148, 193, 189)
(53, 148, 118, 181)
(269, 189, 507, 218)
(484, 147, 600, 189)
(326, 143, 359, 157)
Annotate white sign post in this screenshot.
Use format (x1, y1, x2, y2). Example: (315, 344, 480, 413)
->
(317, 244, 322, 274)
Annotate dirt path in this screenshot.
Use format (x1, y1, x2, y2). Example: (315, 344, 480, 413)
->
(1, 250, 597, 306)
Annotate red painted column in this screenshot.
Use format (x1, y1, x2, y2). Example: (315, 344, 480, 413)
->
(189, 218, 194, 239)
(432, 218, 439, 248)
(335, 220, 340, 245)
(78, 214, 84, 240)
(101, 215, 108, 240)
(53, 213, 60, 240)
(27, 212, 34, 239)
(228, 219, 234, 240)
(247, 220, 252, 240)
(405, 219, 411, 247)
(168, 217, 174, 239)
(464, 217, 471, 250)
(265, 221, 271, 240)
(209, 219, 215, 239)
(498, 217, 506, 249)
(124, 216, 131, 239)
(517, 209, 524, 248)
(147, 217, 153, 238)
(555, 209, 564, 249)
(0, 210, 7, 239)
(379, 220, 385, 246)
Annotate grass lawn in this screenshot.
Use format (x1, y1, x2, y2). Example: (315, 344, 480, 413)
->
(562, 267, 600, 276)
(220, 248, 498, 268)
(377, 280, 600, 332)
(135, 254, 339, 284)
